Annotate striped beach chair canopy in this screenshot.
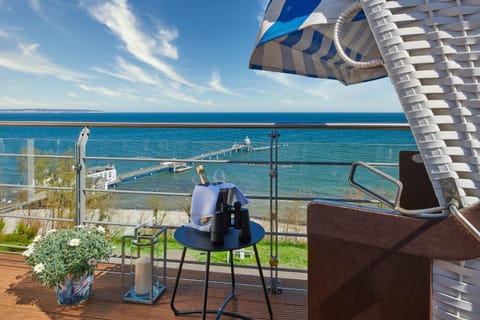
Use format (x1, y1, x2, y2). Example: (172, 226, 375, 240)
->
(249, 0, 387, 85)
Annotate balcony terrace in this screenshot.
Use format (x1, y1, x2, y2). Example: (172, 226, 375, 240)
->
(0, 252, 307, 319)
(0, 120, 414, 319)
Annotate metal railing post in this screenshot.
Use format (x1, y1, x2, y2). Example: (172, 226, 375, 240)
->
(269, 129, 281, 293)
(74, 127, 89, 225)
(27, 139, 35, 202)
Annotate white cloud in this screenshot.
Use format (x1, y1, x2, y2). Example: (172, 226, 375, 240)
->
(77, 81, 214, 106)
(0, 95, 99, 109)
(154, 91, 212, 105)
(93, 56, 162, 86)
(77, 84, 122, 97)
(92, 56, 212, 104)
(209, 70, 240, 96)
(19, 42, 39, 55)
(254, 70, 295, 88)
(0, 42, 89, 81)
(0, 96, 49, 107)
(253, 67, 402, 111)
(86, 0, 194, 88)
(154, 25, 179, 60)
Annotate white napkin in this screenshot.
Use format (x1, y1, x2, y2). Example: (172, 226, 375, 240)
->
(186, 183, 249, 231)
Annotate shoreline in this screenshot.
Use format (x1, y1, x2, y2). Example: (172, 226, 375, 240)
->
(1, 207, 307, 238)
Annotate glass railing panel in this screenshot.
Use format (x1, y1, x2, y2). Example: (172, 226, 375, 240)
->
(276, 141, 417, 200)
(0, 138, 73, 184)
(0, 137, 75, 220)
(0, 138, 77, 250)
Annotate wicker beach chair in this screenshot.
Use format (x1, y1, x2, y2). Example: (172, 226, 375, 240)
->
(250, 0, 480, 318)
(354, 1, 480, 318)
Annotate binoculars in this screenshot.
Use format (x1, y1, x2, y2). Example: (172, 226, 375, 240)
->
(210, 201, 251, 244)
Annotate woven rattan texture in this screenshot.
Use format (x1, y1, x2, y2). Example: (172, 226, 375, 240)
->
(362, 0, 480, 208)
(432, 259, 480, 319)
(361, 1, 480, 319)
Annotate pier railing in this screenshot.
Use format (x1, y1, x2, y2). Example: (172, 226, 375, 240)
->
(0, 121, 414, 292)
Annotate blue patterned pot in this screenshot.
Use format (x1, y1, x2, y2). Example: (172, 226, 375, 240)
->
(55, 273, 94, 306)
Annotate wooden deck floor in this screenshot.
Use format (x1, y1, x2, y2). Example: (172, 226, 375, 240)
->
(0, 253, 307, 320)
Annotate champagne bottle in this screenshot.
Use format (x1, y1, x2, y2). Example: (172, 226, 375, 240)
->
(196, 165, 209, 185)
(196, 165, 210, 225)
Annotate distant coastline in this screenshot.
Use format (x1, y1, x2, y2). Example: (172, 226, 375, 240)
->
(0, 108, 102, 113)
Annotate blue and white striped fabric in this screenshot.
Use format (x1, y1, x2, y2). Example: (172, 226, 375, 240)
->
(249, 0, 387, 85)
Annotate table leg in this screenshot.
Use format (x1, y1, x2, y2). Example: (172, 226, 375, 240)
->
(171, 246, 259, 320)
(213, 250, 236, 320)
(170, 247, 187, 315)
(254, 244, 273, 320)
(202, 251, 211, 320)
(230, 249, 235, 290)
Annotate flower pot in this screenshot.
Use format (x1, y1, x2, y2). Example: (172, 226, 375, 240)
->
(55, 272, 94, 306)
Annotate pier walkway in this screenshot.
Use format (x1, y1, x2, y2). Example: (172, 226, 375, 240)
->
(110, 142, 256, 187)
(188, 143, 250, 161)
(112, 163, 172, 185)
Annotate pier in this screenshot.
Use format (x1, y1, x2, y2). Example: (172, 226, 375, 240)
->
(109, 139, 259, 188)
(110, 163, 173, 186)
(188, 142, 251, 161)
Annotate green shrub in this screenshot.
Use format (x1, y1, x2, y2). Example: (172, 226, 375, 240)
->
(2, 232, 32, 246)
(14, 221, 39, 240)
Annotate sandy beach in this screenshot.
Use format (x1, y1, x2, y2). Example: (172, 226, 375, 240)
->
(2, 206, 306, 240)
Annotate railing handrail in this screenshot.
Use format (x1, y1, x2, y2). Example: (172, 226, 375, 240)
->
(0, 121, 410, 130)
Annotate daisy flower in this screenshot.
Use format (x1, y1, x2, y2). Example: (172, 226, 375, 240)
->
(33, 263, 45, 273)
(69, 238, 81, 247)
(22, 248, 34, 257)
(46, 229, 57, 236)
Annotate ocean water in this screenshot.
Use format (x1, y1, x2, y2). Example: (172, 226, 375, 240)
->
(0, 112, 416, 210)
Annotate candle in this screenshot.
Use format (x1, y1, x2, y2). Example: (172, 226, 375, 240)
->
(134, 256, 152, 296)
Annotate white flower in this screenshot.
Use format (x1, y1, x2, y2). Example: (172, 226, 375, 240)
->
(33, 263, 45, 273)
(87, 258, 97, 266)
(45, 229, 57, 236)
(33, 235, 42, 243)
(69, 238, 81, 247)
(22, 248, 34, 257)
(96, 226, 105, 233)
(75, 225, 86, 229)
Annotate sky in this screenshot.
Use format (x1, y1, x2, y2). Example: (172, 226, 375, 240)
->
(0, 0, 403, 113)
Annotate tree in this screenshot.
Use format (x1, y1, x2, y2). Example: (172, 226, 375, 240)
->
(17, 148, 114, 229)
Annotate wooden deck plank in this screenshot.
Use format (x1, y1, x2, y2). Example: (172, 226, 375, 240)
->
(0, 253, 306, 320)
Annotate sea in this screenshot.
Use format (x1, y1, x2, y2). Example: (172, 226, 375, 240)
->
(0, 112, 416, 211)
